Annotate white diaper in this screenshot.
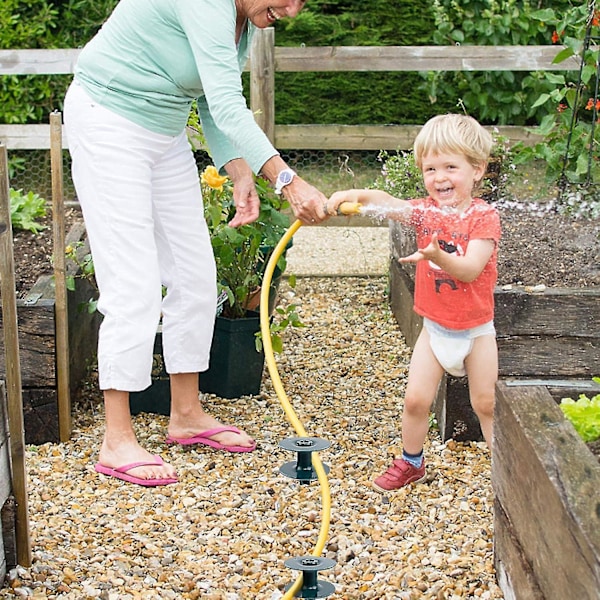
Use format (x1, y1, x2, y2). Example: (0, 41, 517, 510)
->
(423, 318, 495, 378)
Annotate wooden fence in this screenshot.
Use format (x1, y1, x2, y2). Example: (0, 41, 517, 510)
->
(0, 28, 582, 152)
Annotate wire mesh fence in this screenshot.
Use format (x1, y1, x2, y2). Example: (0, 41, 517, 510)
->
(6, 148, 385, 204)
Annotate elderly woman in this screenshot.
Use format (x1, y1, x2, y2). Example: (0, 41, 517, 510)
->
(64, 0, 327, 486)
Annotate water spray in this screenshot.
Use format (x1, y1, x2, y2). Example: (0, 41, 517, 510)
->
(259, 201, 362, 598)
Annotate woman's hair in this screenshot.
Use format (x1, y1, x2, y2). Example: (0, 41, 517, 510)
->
(413, 114, 493, 171)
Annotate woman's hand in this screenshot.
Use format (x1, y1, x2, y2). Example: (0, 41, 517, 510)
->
(284, 176, 330, 224)
(259, 157, 329, 225)
(224, 159, 260, 227)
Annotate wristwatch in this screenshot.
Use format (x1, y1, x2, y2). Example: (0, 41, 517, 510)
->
(274, 168, 296, 195)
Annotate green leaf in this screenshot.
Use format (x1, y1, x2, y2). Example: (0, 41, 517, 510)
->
(531, 93, 551, 110)
(552, 47, 575, 65)
(560, 387, 600, 443)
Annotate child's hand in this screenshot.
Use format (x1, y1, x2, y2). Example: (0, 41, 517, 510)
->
(326, 190, 356, 216)
(399, 232, 441, 264)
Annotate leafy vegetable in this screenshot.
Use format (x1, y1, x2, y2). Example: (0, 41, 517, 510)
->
(560, 378, 600, 443)
(10, 188, 47, 233)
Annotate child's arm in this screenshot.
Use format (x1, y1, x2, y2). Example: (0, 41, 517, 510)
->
(327, 189, 412, 222)
(400, 233, 495, 283)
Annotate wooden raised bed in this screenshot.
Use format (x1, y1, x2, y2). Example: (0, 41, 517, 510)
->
(388, 221, 600, 441)
(0, 381, 13, 580)
(493, 381, 600, 599)
(0, 222, 101, 444)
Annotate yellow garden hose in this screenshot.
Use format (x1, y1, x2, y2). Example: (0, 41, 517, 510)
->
(259, 202, 361, 598)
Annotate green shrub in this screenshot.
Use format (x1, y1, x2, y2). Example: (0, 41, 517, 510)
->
(0, 0, 117, 123)
(426, 0, 578, 125)
(509, 4, 600, 217)
(272, 0, 444, 126)
(373, 151, 426, 199)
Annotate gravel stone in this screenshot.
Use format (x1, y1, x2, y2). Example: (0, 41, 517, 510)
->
(2, 276, 503, 600)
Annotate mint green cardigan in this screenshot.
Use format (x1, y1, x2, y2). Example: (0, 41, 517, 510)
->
(74, 0, 277, 174)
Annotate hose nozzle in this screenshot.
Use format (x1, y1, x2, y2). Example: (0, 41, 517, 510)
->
(337, 202, 362, 216)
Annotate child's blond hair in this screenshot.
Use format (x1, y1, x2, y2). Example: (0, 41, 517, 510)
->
(413, 114, 493, 175)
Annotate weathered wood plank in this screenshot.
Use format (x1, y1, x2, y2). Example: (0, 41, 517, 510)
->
(0, 381, 10, 507)
(250, 27, 275, 143)
(1, 495, 17, 572)
(497, 335, 599, 377)
(495, 286, 600, 337)
(0, 46, 579, 76)
(0, 124, 68, 150)
(493, 382, 600, 600)
(1, 123, 541, 151)
(0, 49, 80, 75)
(0, 381, 8, 581)
(0, 221, 97, 389)
(0, 303, 55, 387)
(388, 260, 421, 348)
(390, 222, 417, 273)
(504, 377, 600, 402)
(432, 375, 484, 442)
(275, 124, 542, 150)
(493, 499, 545, 600)
(274, 45, 581, 72)
(22, 389, 59, 445)
(275, 124, 422, 151)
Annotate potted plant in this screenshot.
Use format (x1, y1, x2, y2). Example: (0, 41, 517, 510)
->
(197, 165, 298, 398)
(201, 165, 291, 319)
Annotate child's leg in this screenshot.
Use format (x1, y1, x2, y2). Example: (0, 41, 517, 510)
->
(372, 329, 444, 492)
(465, 334, 498, 449)
(401, 327, 445, 454)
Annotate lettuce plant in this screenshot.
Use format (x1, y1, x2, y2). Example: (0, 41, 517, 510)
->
(560, 377, 600, 443)
(10, 187, 47, 233)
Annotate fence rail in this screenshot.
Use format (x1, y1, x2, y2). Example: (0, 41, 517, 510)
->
(0, 32, 580, 151)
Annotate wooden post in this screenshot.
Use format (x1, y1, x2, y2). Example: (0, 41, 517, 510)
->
(50, 112, 71, 442)
(0, 143, 32, 567)
(250, 27, 275, 143)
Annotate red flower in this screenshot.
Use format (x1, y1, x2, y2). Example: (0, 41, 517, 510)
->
(557, 103, 567, 113)
(593, 10, 600, 27)
(551, 30, 560, 43)
(585, 98, 600, 111)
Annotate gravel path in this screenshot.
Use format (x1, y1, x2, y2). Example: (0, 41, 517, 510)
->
(286, 225, 390, 277)
(3, 274, 503, 600)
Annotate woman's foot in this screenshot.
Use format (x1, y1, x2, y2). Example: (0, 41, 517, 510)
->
(97, 436, 178, 485)
(167, 412, 255, 451)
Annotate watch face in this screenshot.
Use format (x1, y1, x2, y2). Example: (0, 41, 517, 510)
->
(279, 170, 293, 185)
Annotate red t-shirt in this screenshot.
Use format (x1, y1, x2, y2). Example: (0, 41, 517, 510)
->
(409, 197, 501, 329)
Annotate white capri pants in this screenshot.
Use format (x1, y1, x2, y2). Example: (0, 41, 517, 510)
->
(64, 81, 217, 392)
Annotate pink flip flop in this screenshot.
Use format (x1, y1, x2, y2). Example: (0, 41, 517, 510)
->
(94, 455, 178, 487)
(166, 426, 257, 453)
